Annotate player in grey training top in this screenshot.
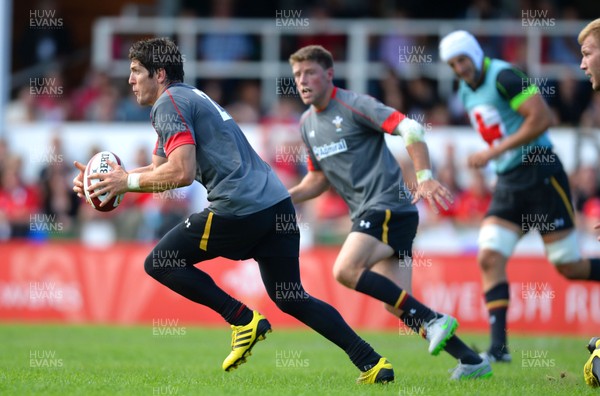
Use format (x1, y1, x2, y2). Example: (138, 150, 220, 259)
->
(300, 86, 415, 219)
(73, 37, 398, 384)
(288, 45, 493, 380)
(151, 82, 288, 216)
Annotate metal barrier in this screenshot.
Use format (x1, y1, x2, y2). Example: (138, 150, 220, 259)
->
(92, 17, 588, 110)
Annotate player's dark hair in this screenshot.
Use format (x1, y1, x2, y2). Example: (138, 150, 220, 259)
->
(128, 37, 185, 84)
(289, 45, 334, 70)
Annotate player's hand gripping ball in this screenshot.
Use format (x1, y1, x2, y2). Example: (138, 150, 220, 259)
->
(584, 337, 600, 387)
(83, 151, 124, 212)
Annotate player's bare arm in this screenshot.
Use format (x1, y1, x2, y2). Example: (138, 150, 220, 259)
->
(288, 170, 329, 204)
(86, 144, 196, 204)
(393, 117, 453, 212)
(405, 141, 453, 213)
(468, 94, 554, 168)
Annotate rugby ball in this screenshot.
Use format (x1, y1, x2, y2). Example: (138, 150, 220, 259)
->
(83, 151, 124, 212)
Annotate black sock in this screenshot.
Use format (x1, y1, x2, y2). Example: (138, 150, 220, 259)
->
(484, 282, 510, 355)
(356, 270, 436, 323)
(444, 336, 482, 365)
(346, 339, 383, 372)
(145, 258, 254, 326)
(219, 298, 254, 326)
(589, 258, 600, 281)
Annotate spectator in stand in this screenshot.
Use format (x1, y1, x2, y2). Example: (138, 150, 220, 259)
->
(225, 80, 262, 124)
(17, 0, 74, 70)
(544, 3, 581, 65)
(547, 70, 591, 126)
(378, 68, 405, 113)
(377, 8, 417, 78)
(0, 155, 41, 238)
(295, 6, 347, 62)
(38, 133, 79, 238)
(404, 77, 438, 117)
(85, 85, 121, 122)
(581, 94, 600, 128)
(197, 0, 255, 62)
(70, 69, 110, 120)
(463, 0, 505, 19)
(34, 69, 70, 122)
(453, 169, 492, 228)
(0, 138, 9, 172)
(6, 87, 37, 123)
(117, 81, 152, 121)
(571, 165, 600, 214)
(582, 197, 600, 235)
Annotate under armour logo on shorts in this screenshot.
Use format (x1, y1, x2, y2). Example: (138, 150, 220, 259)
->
(359, 220, 371, 228)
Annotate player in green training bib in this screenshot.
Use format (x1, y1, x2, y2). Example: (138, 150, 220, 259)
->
(440, 30, 600, 364)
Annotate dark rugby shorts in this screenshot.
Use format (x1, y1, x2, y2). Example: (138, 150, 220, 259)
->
(487, 164, 575, 235)
(161, 198, 300, 262)
(350, 209, 419, 259)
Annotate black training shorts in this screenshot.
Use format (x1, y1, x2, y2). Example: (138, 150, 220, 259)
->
(487, 155, 575, 235)
(175, 197, 300, 261)
(350, 209, 419, 259)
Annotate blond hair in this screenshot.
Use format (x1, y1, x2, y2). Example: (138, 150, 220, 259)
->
(578, 18, 600, 45)
(289, 45, 334, 70)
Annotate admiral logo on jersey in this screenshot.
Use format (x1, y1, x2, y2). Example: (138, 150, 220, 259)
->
(312, 139, 348, 160)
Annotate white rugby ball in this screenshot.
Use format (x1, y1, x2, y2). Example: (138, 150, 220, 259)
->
(83, 151, 124, 212)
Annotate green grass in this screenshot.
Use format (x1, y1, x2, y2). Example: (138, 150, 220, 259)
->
(0, 323, 595, 396)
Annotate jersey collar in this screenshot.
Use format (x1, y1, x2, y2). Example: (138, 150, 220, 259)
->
(470, 57, 491, 90)
(314, 86, 337, 113)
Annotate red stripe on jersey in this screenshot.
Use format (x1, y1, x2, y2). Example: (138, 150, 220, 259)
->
(163, 89, 195, 157)
(381, 111, 405, 134)
(164, 132, 195, 157)
(332, 87, 404, 133)
(306, 152, 316, 171)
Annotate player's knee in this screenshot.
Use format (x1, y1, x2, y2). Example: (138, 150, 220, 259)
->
(144, 251, 161, 279)
(478, 249, 505, 273)
(545, 231, 581, 274)
(332, 264, 360, 289)
(477, 224, 519, 272)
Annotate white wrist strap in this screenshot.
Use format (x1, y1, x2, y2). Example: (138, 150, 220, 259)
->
(127, 173, 141, 191)
(416, 169, 433, 184)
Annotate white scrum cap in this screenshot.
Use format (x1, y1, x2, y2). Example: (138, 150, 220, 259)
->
(439, 30, 484, 70)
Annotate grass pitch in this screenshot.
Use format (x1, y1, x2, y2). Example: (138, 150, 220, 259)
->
(0, 323, 595, 395)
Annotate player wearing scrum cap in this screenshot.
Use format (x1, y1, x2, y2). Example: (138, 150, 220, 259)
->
(439, 30, 600, 363)
(288, 44, 492, 380)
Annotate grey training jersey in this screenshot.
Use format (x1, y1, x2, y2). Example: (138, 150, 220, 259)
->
(151, 83, 289, 216)
(300, 87, 416, 220)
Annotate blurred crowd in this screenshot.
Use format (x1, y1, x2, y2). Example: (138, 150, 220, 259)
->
(2, 124, 600, 246)
(3, 0, 600, 245)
